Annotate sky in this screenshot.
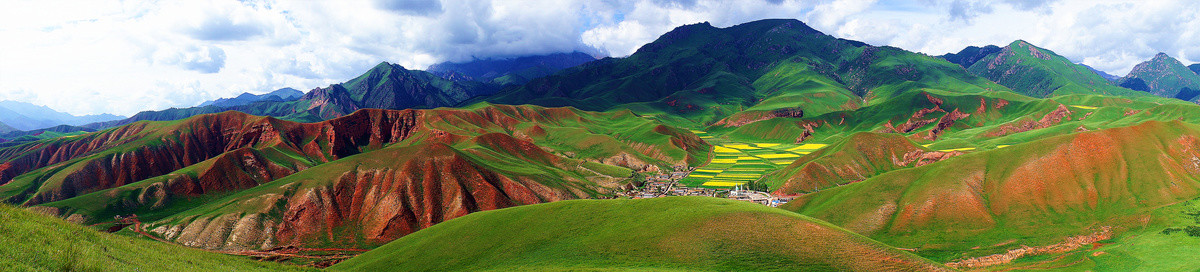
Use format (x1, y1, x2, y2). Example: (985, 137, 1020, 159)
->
(1, 0, 1198, 116)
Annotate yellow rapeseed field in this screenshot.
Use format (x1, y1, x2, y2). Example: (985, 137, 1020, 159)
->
(758, 154, 800, 159)
(702, 181, 744, 187)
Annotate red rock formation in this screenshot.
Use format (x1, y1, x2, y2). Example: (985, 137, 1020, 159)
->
(898, 150, 963, 167)
(924, 108, 971, 140)
(886, 107, 945, 133)
(946, 227, 1112, 268)
(984, 104, 1073, 138)
(273, 143, 568, 247)
(3, 105, 704, 207)
(11, 104, 707, 251)
(150, 132, 628, 250)
(712, 107, 804, 127)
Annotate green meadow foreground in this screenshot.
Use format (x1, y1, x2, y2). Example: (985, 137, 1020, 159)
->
(333, 197, 948, 271)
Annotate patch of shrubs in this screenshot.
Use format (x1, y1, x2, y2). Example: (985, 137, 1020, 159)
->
(1160, 226, 1200, 237)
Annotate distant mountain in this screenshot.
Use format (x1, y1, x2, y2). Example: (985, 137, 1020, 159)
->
(0, 124, 92, 139)
(961, 40, 1138, 98)
(0, 101, 124, 130)
(1189, 63, 1200, 75)
(197, 88, 303, 108)
(427, 52, 596, 85)
(1080, 63, 1120, 81)
(939, 45, 1001, 68)
(296, 62, 499, 120)
(1117, 53, 1200, 101)
(84, 62, 498, 129)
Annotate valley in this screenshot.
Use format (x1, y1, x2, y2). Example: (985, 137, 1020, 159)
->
(5, 9, 1200, 272)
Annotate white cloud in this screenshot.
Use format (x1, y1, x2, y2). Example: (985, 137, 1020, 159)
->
(0, 0, 1197, 117)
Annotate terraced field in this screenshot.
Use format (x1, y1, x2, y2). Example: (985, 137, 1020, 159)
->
(682, 130, 826, 188)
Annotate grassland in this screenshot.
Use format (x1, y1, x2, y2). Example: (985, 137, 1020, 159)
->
(974, 197, 1200, 271)
(330, 197, 949, 272)
(0, 204, 310, 272)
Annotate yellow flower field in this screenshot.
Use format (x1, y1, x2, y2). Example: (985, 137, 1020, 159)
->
(786, 144, 828, 151)
(705, 156, 734, 164)
(757, 153, 800, 159)
(713, 146, 741, 153)
(722, 144, 759, 150)
(684, 137, 824, 188)
(702, 181, 744, 187)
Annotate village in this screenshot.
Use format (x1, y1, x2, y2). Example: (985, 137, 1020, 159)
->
(619, 168, 795, 207)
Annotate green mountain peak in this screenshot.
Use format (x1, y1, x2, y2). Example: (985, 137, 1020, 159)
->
(1118, 52, 1200, 100)
(964, 40, 1138, 98)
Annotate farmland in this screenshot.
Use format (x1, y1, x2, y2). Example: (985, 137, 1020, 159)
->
(680, 131, 826, 188)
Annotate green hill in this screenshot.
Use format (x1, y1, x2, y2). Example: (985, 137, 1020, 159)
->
(0, 204, 308, 272)
(964, 40, 1143, 98)
(1118, 53, 1200, 101)
(330, 197, 950, 272)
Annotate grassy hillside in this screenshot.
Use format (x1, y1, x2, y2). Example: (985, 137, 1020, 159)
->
(782, 120, 1200, 264)
(331, 197, 950, 272)
(758, 132, 940, 194)
(0, 204, 308, 272)
(972, 197, 1200, 271)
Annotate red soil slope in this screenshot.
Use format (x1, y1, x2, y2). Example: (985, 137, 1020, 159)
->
(783, 120, 1200, 255)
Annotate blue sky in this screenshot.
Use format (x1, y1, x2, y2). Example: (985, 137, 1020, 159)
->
(1, 0, 1198, 116)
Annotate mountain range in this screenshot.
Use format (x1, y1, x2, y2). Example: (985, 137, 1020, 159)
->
(5, 18, 1200, 271)
(427, 51, 596, 85)
(198, 88, 304, 108)
(78, 53, 601, 131)
(0, 100, 123, 131)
